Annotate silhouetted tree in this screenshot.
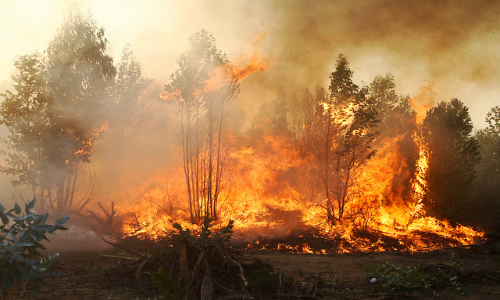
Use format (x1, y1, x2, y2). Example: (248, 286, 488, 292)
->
(289, 87, 324, 153)
(165, 30, 239, 223)
(251, 89, 289, 135)
(421, 99, 479, 222)
(111, 44, 150, 133)
(473, 106, 500, 229)
(368, 74, 414, 136)
(0, 54, 51, 209)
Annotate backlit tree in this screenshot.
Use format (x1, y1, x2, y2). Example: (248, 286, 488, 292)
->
(165, 30, 239, 223)
(0, 11, 115, 212)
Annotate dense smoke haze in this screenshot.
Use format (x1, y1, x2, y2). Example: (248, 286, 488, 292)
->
(1, 0, 499, 128)
(1, 5, 500, 297)
(0, 0, 498, 245)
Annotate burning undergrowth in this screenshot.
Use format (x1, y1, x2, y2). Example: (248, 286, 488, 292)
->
(0, 11, 488, 259)
(118, 206, 482, 254)
(114, 125, 483, 254)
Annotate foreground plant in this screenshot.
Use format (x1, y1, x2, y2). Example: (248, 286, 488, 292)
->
(367, 252, 468, 297)
(145, 215, 252, 299)
(0, 198, 68, 295)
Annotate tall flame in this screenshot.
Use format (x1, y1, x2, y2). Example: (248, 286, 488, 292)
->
(115, 78, 483, 253)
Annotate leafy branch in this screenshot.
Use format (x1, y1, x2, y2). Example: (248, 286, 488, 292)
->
(0, 198, 68, 295)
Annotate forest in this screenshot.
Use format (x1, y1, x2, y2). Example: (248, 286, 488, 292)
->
(2, 6, 500, 299)
(0, 10, 499, 247)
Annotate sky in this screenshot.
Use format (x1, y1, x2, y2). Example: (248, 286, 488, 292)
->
(0, 0, 499, 129)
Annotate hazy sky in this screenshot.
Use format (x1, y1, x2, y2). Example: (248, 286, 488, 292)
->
(1, 0, 499, 128)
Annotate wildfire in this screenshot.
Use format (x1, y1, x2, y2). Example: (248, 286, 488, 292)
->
(159, 51, 268, 99)
(230, 53, 268, 81)
(319, 101, 357, 127)
(204, 52, 268, 92)
(118, 126, 483, 252)
(410, 83, 436, 123)
(116, 70, 482, 253)
(410, 133, 428, 219)
(231, 31, 269, 82)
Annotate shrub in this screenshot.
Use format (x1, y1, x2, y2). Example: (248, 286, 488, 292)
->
(0, 198, 68, 295)
(367, 253, 468, 297)
(152, 216, 249, 299)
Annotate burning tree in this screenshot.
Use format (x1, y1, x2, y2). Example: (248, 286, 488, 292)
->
(367, 74, 417, 205)
(421, 99, 480, 222)
(289, 87, 322, 153)
(0, 10, 116, 213)
(165, 30, 240, 224)
(308, 55, 379, 224)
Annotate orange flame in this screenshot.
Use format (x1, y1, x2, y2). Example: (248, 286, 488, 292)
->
(410, 83, 436, 123)
(231, 53, 268, 82)
(117, 126, 483, 252)
(113, 57, 483, 253)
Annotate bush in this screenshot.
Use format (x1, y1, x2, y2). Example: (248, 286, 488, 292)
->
(0, 198, 68, 295)
(149, 216, 251, 299)
(367, 253, 468, 297)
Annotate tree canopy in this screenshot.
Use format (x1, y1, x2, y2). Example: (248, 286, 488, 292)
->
(421, 98, 480, 222)
(165, 30, 239, 223)
(0, 11, 115, 212)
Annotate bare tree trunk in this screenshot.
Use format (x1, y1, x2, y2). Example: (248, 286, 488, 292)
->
(56, 178, 65, 212)
(68, 160, 79, 211)
(63, 168, 72, 211)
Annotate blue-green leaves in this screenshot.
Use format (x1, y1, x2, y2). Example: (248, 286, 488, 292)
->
(0, 202, 9, 225)
(0, 198, 69, 295)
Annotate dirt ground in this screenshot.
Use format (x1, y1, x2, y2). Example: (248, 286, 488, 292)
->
(3, 243, 500, 299)
(253, 249, 500, 299)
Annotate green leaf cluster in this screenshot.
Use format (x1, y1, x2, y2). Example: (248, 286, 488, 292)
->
(368, 254, 468, 297)
(172, 214, 234, 245)
(0, 198, 68, 295)
(151, 267, 179, 299)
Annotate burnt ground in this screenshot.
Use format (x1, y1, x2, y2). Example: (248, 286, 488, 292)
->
(3, 240, 500, 299)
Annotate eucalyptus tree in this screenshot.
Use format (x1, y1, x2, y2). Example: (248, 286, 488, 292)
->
(0, 11, 116, 212)
(165, 30, 239, 223)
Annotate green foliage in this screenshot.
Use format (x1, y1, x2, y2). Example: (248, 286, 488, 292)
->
(0, 198, 68, 295)
(0, 53, 50, 190)
(422, 98, 480, 222)
(368, 253, 468, 297)
(245, 263, 286, 294)
(173, 214, 234, 245)
(0, 9, 116, 213)
(162, 216, 241, 298)
(320, 274, 340, 291)
(87, 256, 102, 296)
(151, 268, 179, 299)
(472, 106, 500, 227)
